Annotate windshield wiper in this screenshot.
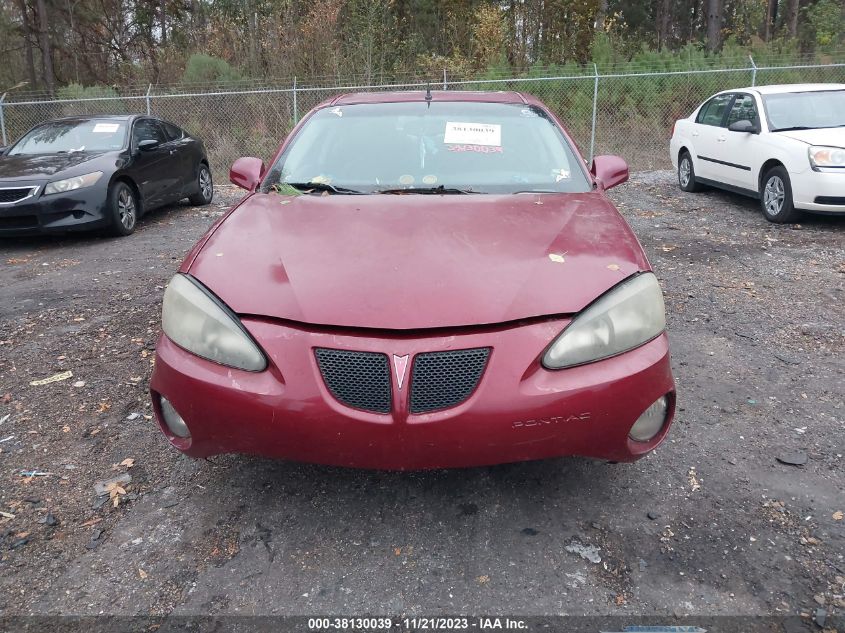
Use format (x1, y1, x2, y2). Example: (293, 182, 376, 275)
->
(772, 126, 816, 132)
(283, 181, 363, 194)
(376, 186, 478, 195)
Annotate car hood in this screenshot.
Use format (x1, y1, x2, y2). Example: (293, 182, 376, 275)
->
(774, 127, 845, 146)
(0, 152, 112, 181)
(188, 192, 651, 330)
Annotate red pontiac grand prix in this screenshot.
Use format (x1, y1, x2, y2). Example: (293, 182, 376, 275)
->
(149, 90, 676, 470)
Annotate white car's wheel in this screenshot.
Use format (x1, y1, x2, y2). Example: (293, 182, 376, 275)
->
(760, 166, 800, 223)
(678, 151, 702, 192)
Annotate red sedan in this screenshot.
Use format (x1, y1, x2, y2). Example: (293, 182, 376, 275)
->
(150, 90, 676, 470)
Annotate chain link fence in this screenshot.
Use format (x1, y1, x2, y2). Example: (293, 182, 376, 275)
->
(1, 58, 844, 177)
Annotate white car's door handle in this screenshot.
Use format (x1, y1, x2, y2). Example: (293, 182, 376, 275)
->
(717, 136, 727, 142)
(692, 131, 699, 137)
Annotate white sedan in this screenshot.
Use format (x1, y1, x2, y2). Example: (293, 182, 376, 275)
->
(670, 83, 845, 223)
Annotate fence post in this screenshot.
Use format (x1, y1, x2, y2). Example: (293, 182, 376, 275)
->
(145, 84, 152, 115)
(589, 63, 599, 163)
(749, 55, 757, 87)
(0, 93, 7, 146)
(443, 68, 447, 90)
(293, 76, 298, 123)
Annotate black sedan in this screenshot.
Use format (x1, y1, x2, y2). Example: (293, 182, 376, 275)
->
(0, 115, 213, 236)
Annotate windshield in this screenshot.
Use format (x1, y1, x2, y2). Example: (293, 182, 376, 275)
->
(9, 119, 128, 155)
(262, 101, 591, 194)
(764, 90, 845, 131)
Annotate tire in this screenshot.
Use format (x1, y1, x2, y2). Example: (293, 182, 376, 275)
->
(108, 181, 138, 236)
(760, 166, 800, 223)
(188, 164, 214, 206)
(677, 151, 702, 192)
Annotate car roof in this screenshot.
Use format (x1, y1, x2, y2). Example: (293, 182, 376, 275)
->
(327, 90, 535, 107)
(50, 114, 139, 124)
(716, 83, 845, 96)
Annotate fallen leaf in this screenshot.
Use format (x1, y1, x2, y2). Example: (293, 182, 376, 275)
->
(394, 547, 402, 556)
(96, 402, 111, 413)
(476, 575, 490, 584)
(833, 511, 843, 521)
(607, 264, 620, 271)
(106, 482, 127, 508)
(29, 371, 73, 386)
(138, 568, 148, 579)
(687, 467, 701, 492)
(119, 458, 135, 468)
(548, 253, 565, 263)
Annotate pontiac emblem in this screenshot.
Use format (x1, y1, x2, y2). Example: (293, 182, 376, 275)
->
(393, 354, 409, 390)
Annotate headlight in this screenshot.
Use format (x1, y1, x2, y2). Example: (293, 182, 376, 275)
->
(43, 171, 103, 195)
(808, 146, 845, 169)
(162, 274, 267, 371)
(543, 273, 666, 369)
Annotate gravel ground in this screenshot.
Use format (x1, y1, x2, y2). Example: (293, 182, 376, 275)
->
(0, 175, 843, 627)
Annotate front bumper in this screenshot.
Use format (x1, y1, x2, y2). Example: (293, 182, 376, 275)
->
(791, 169, 845, 213)
(0, 179, 110, 235)
(149, 318, 676, 470)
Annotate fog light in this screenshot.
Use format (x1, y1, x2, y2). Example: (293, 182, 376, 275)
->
(160, 396, 190, 438)
(629, 395, 668, 442)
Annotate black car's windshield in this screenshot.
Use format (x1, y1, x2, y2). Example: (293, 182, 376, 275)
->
(764, 90, 845, 131)
(9, 119, 128, 155)
(262, 101, 591, 195)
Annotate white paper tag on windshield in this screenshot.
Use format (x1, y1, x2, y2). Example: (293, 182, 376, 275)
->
(444, 122, 501, 147)
(92, 123, 120, 133)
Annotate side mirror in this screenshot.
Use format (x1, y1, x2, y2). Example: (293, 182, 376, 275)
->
(728, 120, 759, 134)
(0, 146, 7, 155)
(138, 139, 160, 151)
(230, 157, 265, 191)
(590, 154, 629, 190)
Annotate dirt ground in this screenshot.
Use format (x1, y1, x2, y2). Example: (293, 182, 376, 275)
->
(0, 175, 843, 628)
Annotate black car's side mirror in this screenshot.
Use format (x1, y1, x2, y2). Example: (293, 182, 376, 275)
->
(728, 120, 759, 134)
(137, 139, 160, 151)
(0, 146, 7, 155)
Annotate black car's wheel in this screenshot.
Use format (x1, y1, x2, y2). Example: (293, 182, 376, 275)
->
(678, 151, 702, 192)
(760, 166, 800, 223)
(108, 181, 138, 236)
(188, 164, 214, 206)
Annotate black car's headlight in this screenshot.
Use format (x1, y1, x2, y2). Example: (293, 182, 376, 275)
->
(162, 274, 267, 371)
(543, 272, 666, 369)
(43, 171, 103, 195)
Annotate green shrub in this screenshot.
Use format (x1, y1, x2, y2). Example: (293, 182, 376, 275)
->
(181, 54, 244, 85)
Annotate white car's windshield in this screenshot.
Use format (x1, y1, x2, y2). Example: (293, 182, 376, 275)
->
(262, 101, 591, 194)
(764, 90, 845, 132)
(9, 119, 128, 155)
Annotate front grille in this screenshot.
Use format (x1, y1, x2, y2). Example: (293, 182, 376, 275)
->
(0, 188, 36, 204)
(315, 348, 391, 414)
(814, 196, 845, 205)
(410, 348, 490, 414)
